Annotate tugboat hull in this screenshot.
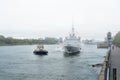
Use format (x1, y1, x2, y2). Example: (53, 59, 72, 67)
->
(33, 50, 48, 55)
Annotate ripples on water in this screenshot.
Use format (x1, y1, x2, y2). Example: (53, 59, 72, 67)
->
(0, 44, 108, 80)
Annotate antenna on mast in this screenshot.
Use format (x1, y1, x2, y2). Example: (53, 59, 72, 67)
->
(72, 16, 75, 36)
(72, 16, 74, 28)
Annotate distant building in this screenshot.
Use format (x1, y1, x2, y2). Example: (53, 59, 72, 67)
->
(58, 37, 63, 43)
(97, 42, 108, 48)
(107, 32, 113, 47)
(97, 32, 113, 48)
(82, 39, 96, 45)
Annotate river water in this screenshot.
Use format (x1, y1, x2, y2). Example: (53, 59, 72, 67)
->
(0, 44, 108, 80)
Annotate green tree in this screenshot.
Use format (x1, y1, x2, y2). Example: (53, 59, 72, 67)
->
(113, 31, 120, 45)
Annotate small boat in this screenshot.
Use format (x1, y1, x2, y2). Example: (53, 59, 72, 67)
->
(33, 44, 48, 55)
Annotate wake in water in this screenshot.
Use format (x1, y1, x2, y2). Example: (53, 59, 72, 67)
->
(55, 45, 64, 52)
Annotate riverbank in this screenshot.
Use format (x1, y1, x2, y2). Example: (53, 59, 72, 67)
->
(0, 35, 60, 46)
(110, 45, 120, 80)
(98, 31, 120, 80)
(98, 50, 109, 80)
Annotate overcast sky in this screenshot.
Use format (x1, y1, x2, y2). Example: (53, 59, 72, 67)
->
(0, 0, 120, 40)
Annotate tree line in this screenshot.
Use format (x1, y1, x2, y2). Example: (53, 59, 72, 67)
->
(0, 35, 61, 46)
(113, 31, 120, 45)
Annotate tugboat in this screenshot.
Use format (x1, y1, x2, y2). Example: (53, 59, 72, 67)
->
(33, 44, 48, 55)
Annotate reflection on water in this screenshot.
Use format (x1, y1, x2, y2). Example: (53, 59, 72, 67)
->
(0, 44, 108, 80)
(63, 52, 80, 57)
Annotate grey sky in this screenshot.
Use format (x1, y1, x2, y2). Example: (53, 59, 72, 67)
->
(0, 0, 120, 40)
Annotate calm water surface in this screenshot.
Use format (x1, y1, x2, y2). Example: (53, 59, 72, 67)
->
(0, 44, 108, 80)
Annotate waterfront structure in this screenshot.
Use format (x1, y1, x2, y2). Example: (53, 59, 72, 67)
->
(97, 41, 108, 48)
(107, 32, 112, 47)
(82, 39, 96, 45)
(97, 32, 113, 48)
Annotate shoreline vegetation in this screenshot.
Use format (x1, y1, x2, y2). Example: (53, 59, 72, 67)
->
(0, 35, 62, 46)
(113, 31, 120, 46)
